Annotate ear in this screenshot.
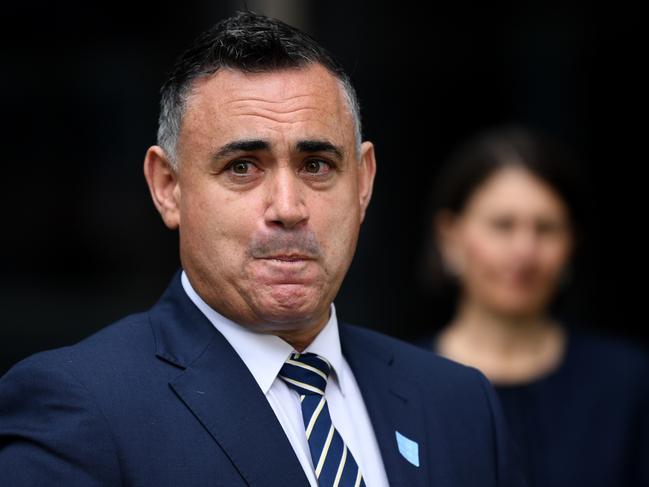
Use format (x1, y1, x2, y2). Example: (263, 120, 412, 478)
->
(143, 146, 181, 229)
(435, 210, 464, 276)
(357, 141, 377, 223)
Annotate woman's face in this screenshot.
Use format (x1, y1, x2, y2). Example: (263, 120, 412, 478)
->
(438, 167, 573, 319)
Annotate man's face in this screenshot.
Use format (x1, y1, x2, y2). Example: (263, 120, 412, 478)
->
(146, 64, 375, 338)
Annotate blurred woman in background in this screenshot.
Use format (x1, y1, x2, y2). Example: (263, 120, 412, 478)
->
(421, 126, 649, 487)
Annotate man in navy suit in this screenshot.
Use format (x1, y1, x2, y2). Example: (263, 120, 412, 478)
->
(0, 12, 526, 486)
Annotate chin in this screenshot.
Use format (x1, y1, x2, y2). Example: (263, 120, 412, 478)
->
(251, 309, 324, 337)
(491, 299, 546, 320)
(252, 285, 326, 325)
(486, 286, 549, 314)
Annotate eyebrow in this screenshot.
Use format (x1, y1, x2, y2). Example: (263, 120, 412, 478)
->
(296, 139, 344, 160)
(213, 139, 270, 159)
(212, 138, 344, 160)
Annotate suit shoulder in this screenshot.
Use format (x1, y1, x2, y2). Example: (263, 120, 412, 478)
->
(341, 323, 483, 384)
(1, 311, 153, 383)
(0, 327, 125, 486)
(341, 323, 508, 467)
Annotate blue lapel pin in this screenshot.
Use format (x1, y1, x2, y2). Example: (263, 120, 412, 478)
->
(395, 431, 420, 467)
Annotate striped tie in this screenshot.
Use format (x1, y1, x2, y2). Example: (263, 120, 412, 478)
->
(279, 352, 366, 487)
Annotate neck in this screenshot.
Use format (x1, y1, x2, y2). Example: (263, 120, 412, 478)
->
(438, 296, 566, 384)
(277, 318, 328, 352)
(274, 305, 332, 352)
(450, 297, 555, 354)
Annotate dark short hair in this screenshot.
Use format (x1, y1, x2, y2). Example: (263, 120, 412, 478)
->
(157, 11, 361, 166)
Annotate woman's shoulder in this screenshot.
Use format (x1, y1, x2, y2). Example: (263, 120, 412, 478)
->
(568, 329, 648, 368)
(565, 328, 649, 392)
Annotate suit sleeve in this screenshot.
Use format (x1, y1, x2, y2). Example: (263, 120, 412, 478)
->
(0, 354, 122, 486)
(475, 370, 529, 487)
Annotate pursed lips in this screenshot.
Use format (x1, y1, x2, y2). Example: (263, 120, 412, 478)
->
(262, 254, 315, 262)
(253, 254, 319, 284)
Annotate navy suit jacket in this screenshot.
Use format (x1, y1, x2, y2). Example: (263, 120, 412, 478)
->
(0, 274, 527, 486)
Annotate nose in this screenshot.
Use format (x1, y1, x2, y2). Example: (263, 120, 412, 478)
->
(264, 168, 309, 229)
(511, 227, 539, 261)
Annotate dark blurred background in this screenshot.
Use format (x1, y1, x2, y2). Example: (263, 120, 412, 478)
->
(2, 0, 647, 374)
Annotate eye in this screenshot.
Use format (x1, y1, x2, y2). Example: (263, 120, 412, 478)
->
(489, 217, 514, 232)
(226, 159, 258, 176)
(302, 159, 331, 175)
(229, 160, 254, 175)
(536, 220, 564, 236)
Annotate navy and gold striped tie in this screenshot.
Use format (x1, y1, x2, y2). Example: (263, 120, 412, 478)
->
(279, 352, 366, 487)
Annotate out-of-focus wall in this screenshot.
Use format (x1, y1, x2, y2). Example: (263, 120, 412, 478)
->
(1, 0, 647, 374)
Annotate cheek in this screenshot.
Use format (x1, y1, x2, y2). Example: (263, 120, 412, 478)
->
(461, 228, 505, 276)
(537, 242, 571, 281)
(311, 192, 360, 269)
(459, 229, 520, 304)
(179, 188, 256, 265)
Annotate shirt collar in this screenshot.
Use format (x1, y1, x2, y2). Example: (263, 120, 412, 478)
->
(180, 271, 348, 396)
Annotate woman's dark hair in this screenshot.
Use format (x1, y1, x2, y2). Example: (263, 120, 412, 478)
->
(424, 125, 586, 291)
(433, 125, 583, 219)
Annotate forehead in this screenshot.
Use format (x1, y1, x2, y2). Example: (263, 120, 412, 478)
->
(179, 64, 354, 153)
(468, 167, 567, 216)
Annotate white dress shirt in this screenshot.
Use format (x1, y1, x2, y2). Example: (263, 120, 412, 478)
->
(181, 272, 389, 487)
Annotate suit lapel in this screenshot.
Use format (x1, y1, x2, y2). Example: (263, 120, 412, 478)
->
(340, 325, 431, 487)
(169, 336, 308, 486)
(150, 273, 309, 486)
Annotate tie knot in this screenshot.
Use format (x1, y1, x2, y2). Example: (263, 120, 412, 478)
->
(278, 352, 332, 396)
